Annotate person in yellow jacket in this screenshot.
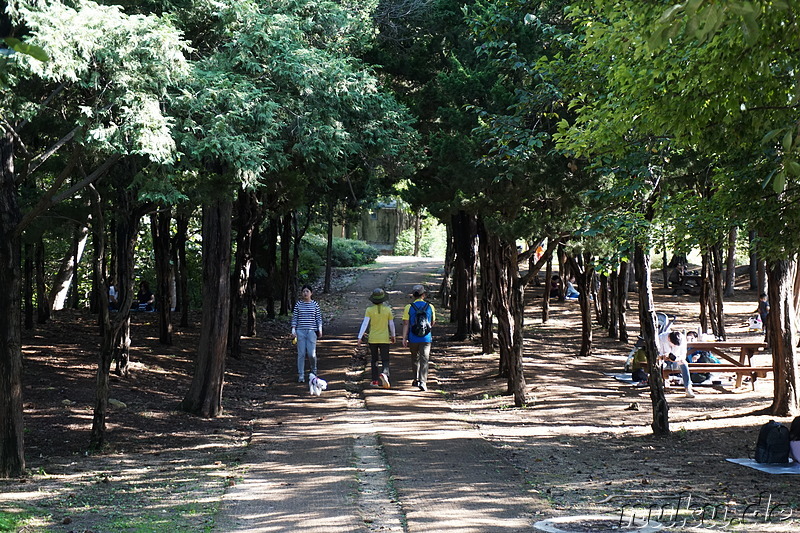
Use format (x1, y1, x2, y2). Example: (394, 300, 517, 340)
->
(357, 288, 396, 388)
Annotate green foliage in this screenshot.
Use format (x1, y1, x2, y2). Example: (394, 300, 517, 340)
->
(301, 233, 378, 270)
(393, 219, 447, 258)
(0, 510, 29, 530)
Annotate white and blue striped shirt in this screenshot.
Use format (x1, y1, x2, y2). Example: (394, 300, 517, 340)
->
(291, 300, 322, 332)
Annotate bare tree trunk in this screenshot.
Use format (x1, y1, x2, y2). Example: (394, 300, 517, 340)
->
(492, 237, 513, 379)
(608, 269, 619, 339)
(174, 210, 190, 328)
(700, 252, 710, 335)
(324, 202, 334, 293)
(48, 220, 89, 311)
(451, 211, 479, 340)
(35, 238, 49, 324)
(477, 219, 494, 354)
(748, 230, 758, 291)
(0, 130, 25, 477)
(23, 243, 33, 330)
(181, 200, 232, 417)
(542, 256, 553, 323)
(767, 258, 800, 416)
(263, 214, 278, 319)
(724, 226, 737, 297)
(712, 244, 726, 339)
(598, 273, 609, 329)
(568, 254, 594, 357)
(279, 213, 292, 316)
(758, 258, 767, 296)
(413, 208, 421, 257)
(635, 244, 670, 436)
(151, 208, 173, 345)
(229, 190, 261, 358)
(618, 260, 629, 343)
(439, 222, 454, 309)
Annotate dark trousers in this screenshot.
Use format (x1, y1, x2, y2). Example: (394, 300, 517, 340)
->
(370, 343, 390, 381)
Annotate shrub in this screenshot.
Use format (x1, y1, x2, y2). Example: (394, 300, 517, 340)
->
(394, 219, 446, 258)
(299, 234, 379, 272)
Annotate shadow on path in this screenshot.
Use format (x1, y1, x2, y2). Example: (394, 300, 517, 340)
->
(214, 257, 549, 532)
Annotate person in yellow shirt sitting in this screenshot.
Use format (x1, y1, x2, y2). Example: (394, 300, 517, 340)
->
(357, 288, 396, 388)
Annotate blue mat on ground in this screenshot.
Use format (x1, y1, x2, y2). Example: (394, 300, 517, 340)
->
(727, 458, 800, 474)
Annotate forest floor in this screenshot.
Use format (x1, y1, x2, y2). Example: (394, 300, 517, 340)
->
(0, 257, 798, 532)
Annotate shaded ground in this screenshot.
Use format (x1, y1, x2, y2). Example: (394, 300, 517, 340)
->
(1, 259, 798, 532)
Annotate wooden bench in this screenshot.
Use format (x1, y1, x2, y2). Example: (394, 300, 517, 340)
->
(662, 364, 773, 390)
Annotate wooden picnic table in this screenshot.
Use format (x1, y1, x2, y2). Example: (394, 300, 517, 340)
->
(678, 340, 770, 388)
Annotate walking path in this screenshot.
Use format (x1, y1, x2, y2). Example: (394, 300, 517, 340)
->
(214, 257, 548, 532)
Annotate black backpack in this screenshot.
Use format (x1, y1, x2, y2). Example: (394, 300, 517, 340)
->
(410, 302, 431, 337)
(755, 420, 790, 464)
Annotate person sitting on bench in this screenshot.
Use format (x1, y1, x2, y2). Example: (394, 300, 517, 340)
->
(658, 330, 695, 398)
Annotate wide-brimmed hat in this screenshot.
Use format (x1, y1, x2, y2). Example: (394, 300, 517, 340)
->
(411, 284, 427, 297)
(369, 288, 387, 304)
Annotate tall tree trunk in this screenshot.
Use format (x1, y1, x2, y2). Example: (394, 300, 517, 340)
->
(23, 242, 33, 330)
(748, 230, 758, 291)
(263, 214, 278, 319)
(174, 210, 190, 328)
(700, 252, 710, 335)
(712, 244, 726, 339)
(0, 130, 25, 477)
(451, 211, 479, 341)
(477, 219, 494, 355)
(758, 258, 767, 296)
(618, 260, 630, 343)
(568, 254, 594, 357)
(767, 258, 800, 416)
(608, 269, 619, 339)
(490, 235, 512, 377)
(49, 220, 89, 311)
(439, 223, 454, 309)
(542, 256, 553, 323)
(324, 202, 334, 294)
(35, 237, 49, 324)
(151, 208, 173, 345)
(635, 244, 670, 436)
(598, 273, 609, 329)
(413, 209, 421, 257)
(229, 190, 260, 358)
(724, 226, 738, 297)
(279, 213, 292, 316)
(181, 200, 232, 417)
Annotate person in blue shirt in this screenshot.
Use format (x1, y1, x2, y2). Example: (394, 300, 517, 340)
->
(402, 284, 436, 391)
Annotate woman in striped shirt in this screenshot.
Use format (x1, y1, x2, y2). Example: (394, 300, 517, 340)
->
(291, 284, 323, 383)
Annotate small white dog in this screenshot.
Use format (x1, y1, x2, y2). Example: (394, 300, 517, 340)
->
(308, 373, 327, 396)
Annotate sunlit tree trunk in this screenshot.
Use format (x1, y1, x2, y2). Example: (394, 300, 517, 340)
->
(477, 219, 494, 355)
(635, 244, 669, 436)
(151, 207, 173, 345)
(767, 258, 800, 416)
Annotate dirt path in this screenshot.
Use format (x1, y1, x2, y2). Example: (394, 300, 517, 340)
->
(213, 257, 548, 532)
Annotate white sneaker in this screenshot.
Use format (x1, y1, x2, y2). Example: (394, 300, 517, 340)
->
(685, 389, 695, 398)
(379, 372, 390, 389)
(298, 376, 305, 383)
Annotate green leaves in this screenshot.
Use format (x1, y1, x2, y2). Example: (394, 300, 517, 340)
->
(2, 37, 49, 62)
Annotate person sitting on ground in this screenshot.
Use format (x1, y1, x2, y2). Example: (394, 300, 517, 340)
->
(549, 274, 560, 299)
(565, 277, 580, 300)
(658, 330, 695, 398)
(790, 416, 800, 463)
(136, 280, 155, 312)
(630, 348, 648, 384)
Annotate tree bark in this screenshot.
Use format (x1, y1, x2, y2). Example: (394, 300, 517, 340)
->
(439, 222, 454, 309)
(0, 130, 25, 477)
(324, 202, 334, 294)
(151, 208, 173, 345)
(279, 213, 292, 316)
(173, 210, 190, 328)
(35, 238, 49, 324)
(635, 244, 670, 436)
(748, 230, 758, 291)
(542, 256, 553, 323)
(767, 258, 800, 416)
(451, 211, 479, 341)
(23, 243, 33, 330)
(181, 200, 232, 417)
(618, 260, 629, 343)
(724, 226, 737, 297)
(48, 220, 89, 311)
(608, 269, 618, 339)
(477, 219, 494, 354)
(229, 190, 261, 358)
(413, 209, 421, 256)
(568, 254, 594, 357)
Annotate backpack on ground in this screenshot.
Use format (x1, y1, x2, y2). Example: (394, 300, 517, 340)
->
(754, 420, 790, 464)
(410, 302, 431, 337)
